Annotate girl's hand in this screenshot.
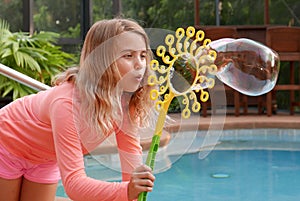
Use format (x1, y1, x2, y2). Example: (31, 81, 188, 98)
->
(127, 165, 155, 200)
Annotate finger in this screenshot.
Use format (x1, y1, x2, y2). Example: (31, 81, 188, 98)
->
(130, 178, 154, 192)
(133, 180, 154, 192)
(128, 178, 154, 200)
(137, 178, 155, 188)
(134, 164, 153, 172)
(133, 185, 153, 194)
(133, 171, 155, 181)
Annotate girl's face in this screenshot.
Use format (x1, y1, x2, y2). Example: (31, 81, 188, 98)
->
(115, 32, 148, 92)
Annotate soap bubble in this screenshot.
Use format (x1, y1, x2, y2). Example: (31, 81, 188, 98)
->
(166, 38, 279, 96)
(209, 38, 280, 96)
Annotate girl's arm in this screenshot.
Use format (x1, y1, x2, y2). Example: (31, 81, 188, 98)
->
(51, 99, 129, 201)
(116, 106, 155, 200)
(117, 93, 143, 180)
(116, 126, 143, 181)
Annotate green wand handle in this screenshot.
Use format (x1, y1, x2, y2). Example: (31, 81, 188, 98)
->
(138, 135, 161, 201)
(138, 93, 173, 201)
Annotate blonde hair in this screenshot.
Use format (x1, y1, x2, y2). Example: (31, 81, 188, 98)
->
(53, 18, 156, 136)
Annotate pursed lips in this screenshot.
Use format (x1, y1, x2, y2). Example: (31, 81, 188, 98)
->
(135, 74, 143, 82)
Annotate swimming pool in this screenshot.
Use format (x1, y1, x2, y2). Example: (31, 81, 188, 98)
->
(148, 150, 300, 201)
(56, 128, 300, 201)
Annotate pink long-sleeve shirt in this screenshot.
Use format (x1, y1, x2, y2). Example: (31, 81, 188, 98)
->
(0, 81, 142, 201)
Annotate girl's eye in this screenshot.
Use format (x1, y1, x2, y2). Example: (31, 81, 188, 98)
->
(124, 54, 132, 58)
(141, 53, 147, 59)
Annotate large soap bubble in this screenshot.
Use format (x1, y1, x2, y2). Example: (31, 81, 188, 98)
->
(209, 38, 280, 96)
(166, 38, 279, 96)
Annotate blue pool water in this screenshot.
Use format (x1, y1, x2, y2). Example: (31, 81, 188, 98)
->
(57, 150, 300, 201)
(148, 150, 300, 201)
(56, 129, 300, 201)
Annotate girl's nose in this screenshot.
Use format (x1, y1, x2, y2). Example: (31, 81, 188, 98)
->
(134, 57, 144, 70)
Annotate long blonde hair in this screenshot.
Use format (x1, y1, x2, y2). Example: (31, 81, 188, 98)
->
(53, 18, 156, 136)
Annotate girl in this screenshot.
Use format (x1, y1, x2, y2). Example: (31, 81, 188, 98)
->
(0, 18, 156, 201)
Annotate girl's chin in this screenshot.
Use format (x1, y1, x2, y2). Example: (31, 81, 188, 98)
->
(123, 86, 140, 93)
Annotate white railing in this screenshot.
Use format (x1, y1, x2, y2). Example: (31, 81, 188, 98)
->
(0, 63, 51, 91)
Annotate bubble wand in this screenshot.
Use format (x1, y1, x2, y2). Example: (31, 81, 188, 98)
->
(138, 26, 219, 201)
(138, 26, 279, 201)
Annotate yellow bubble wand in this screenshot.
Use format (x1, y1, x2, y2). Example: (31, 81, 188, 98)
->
(138, 26, 218, 201)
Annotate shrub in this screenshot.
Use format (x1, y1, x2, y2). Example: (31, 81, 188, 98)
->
(0, 18, 75, 99)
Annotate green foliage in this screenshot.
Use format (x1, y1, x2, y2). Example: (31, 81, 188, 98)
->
(270, 0, 300, 26)
(122, 0, 194, 29)
(0, 18, 75, 99)
(220, 0, 264, 25)
(61, 24, 81, 38)
(33, 0, 81, 37)
(93, 0, 113, 21)
(0, 0, 22, 32)
(168, 96, 183, 113)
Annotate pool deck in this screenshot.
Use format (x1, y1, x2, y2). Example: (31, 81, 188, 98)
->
(166, 113, 300, 132)
(91, 112, 300, 155)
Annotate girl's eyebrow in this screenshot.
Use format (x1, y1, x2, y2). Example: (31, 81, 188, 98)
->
(120, 49, 147, 54)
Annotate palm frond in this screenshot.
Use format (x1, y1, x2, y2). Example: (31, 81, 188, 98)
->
(13, 51, 41, 72)
(1, 84, 13, 97)
(0, 48, 12, 58)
